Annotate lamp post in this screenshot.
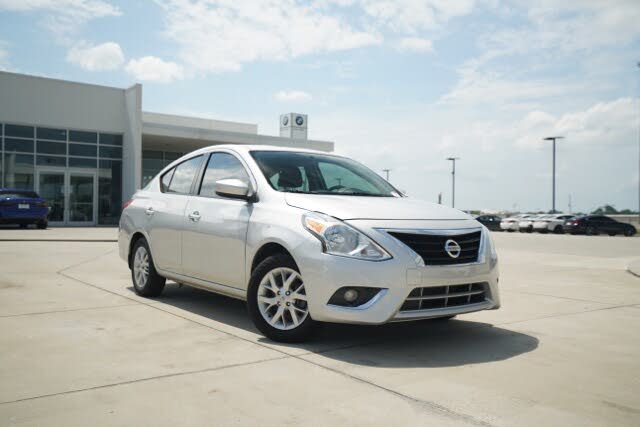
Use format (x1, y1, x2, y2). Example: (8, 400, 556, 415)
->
(543, 136, 564, 213)
(382, 169, 391, 181)
(446, 157, 460, 208)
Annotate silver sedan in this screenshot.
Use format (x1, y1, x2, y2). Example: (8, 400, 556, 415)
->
(119, 145, 500, 342)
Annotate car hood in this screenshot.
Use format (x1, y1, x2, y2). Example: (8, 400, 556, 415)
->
(284, 194, 472, 221)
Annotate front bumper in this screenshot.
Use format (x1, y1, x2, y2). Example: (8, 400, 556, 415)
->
(295, 220, 500, 325)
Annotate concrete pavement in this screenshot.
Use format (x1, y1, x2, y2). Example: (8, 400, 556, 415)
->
(0, 232, 639, 426)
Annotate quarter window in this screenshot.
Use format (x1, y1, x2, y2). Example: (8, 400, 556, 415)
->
(166, 155, 203, 194)
(199, 152, 250, 197)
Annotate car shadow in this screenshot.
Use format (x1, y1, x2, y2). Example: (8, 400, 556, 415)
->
(138, 282, 539, 368)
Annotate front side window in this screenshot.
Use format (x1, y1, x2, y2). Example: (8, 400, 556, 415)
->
(199, 152, 250, 197)
(250, 151, 399, 197)
(166, 155, 203, 194)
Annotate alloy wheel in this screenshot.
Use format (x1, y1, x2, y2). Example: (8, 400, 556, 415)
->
(133, 246, 150, 288)
(257, 267, 308, 330)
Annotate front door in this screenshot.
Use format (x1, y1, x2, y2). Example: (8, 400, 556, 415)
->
(36, 168, 97, 225)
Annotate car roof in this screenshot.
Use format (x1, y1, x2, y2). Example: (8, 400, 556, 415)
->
(187, 144, 330, 158)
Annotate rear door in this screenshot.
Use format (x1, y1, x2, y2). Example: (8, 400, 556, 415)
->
(146, 155, 204, 274)
(181, 151, 253, 289)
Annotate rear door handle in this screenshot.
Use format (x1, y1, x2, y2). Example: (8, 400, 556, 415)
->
(145, 207, 155, 216)
(188, 211, 201, 222)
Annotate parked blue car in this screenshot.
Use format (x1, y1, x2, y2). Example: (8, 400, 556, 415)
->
(0, 189, 49, 229)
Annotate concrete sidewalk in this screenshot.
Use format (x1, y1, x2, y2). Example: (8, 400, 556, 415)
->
(629, 258, 640, 278)
(0, 227, 117, 242)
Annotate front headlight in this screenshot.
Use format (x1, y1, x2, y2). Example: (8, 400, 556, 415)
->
(483, 226, 498, 263)
(302, 212, 391, 261)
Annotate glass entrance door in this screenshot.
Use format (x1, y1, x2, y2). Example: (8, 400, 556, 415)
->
(36, 168, 97, 225)
(68, 173, 96, 225)
(37, 171, 65, 224)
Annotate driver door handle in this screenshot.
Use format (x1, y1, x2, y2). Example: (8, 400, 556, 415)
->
(188, 211, 201, 222)
(145, 207, 155, 216)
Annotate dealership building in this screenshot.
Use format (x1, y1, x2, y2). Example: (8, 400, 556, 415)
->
(0, 71, 333, 226)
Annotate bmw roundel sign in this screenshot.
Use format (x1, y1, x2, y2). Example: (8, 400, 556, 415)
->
(295, 115, 304, 126)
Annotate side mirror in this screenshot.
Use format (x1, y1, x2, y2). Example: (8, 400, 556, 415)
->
(215, 179, 252, 200)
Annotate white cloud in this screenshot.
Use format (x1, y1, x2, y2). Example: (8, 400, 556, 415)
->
(156, 0, 382, 73)
(66, 42, 124, 71)
(274, 90, 312, 102)
(125, 56, 184, 83)
(0, 0, 121, 36)
(398, 37, 433, 53)
(358, 0, 475, 33)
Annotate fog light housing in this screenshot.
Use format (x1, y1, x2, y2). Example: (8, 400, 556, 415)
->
(327, 287, 385, 308)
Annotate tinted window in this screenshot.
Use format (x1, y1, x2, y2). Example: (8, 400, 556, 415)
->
(69, 143, 97, 157)
(4, 138, 34, 153)
(100, 133, 123, 146)
(167, 156, 203, 194)
(69, 130, 98, 144)
(199, 152, 250, 197)
(69, 157, 97, 168)
(37, 127, 67, 141)
(5, 124, 34, 138)
(37, 155, 66, 166)
(37, 141, 67, 155)
(99, 146, 122, 158)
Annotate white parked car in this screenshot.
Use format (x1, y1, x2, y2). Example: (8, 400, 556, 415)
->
(532, 214, 574, 233)
(118, 145, 500, 342)
(518, 215, 545, 233)
(500, 214, 532, 232)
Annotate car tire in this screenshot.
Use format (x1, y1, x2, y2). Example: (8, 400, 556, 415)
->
(624, 228, 635, 237)
(247, 254, 317, 343)
(586, 226, 596, 236)
(36, 220, 48, 229)
(553, 225, 563, 234)
(131, 238, 165, 297)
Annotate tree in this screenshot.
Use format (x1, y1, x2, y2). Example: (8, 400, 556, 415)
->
(591, 205, 618, 215)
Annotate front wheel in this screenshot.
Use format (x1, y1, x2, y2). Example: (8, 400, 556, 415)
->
(586, 226, 597, 236)
(131, 239, 165, 297)
(624, 228, 635, 237)
(247, 254, 316, 342)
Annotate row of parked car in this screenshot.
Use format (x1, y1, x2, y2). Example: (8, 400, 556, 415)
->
(475, 213, 637, 236)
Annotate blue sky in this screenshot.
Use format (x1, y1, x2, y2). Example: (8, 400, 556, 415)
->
(1, 0, 639, 213)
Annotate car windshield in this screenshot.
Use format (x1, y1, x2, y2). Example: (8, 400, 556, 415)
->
(250, 151, 400, 197)
(0, 190, 39, 198)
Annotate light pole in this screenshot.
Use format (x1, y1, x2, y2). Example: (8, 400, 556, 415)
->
(543, 136, 564, 213)
(382, 169, 391, 181)
(446, 157, 460, 208)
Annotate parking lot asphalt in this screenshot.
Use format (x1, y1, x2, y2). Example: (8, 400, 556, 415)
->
(0, 231, 639, 426)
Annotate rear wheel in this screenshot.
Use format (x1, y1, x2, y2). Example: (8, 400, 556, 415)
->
(247, 254, 316, 342)
(624, 228, 635, 237)
(131, 239, 165, 297)
(553, 225, 563, 234)
(586, 226, 597, 236)
(36, 220, 48, 229)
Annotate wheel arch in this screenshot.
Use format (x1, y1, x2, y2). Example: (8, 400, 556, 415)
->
(250, 242, 298, 274)
(128, 231, 149, 269)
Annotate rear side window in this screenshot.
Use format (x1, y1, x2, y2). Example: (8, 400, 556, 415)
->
(199, 152, 250, 197)
(161, 169, 175, 192)
(165, 156, 203, 194)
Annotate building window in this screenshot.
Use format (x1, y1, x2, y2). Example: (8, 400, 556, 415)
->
(37, 127, 67, 141)
(98, 160, 122, 225)
(99, 133, 123, 146)
(99, 146, 122, 159)
(37, 140, 67, 155)
(69, 143, 97, 157)
(5, 124, 34, 139)
(69, 130, 97, 144)
(142, 150, 183, 186)
(4, 138, 34, 153)
(4, 153, 34, 189)
(37, 155, 66, 167)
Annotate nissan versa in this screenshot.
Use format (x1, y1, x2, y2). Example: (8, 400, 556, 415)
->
(118, 145, 500, 342)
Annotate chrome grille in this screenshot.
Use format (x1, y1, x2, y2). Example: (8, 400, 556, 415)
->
(387, 230, 482, 266)
(400, 283, 487, 312)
